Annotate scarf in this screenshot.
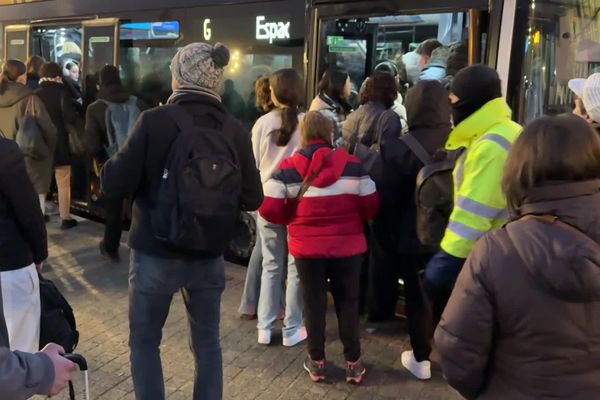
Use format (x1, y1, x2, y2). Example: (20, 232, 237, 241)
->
(166, 85, 221, 105)
(38, 76, 63, 84)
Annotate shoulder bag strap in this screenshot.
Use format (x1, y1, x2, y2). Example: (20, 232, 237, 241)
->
(296, 150, 334, 202)
(400, 133, 433, 165)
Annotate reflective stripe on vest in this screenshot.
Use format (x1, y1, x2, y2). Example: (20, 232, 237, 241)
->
(456, 195, 506, 219)
(447, 220, 487, 242)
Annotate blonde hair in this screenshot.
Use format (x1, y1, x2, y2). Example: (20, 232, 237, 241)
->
(300, 111, 333, 146)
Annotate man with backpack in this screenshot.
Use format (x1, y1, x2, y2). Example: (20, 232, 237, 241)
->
(84, 65, 145, 262)
(101, 42, 263, 400)
(400, 64, 522, 380)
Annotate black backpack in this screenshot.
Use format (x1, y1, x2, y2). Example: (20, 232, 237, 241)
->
(39, 273, 79, 353)
(151, 105, 242, 254)
(400, 134, 464, 247)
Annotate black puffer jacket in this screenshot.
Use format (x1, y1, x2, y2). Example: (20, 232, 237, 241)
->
(435, 180, 600, 400)
(0, 138, 47, 270)
(36, 81, 79, 166)
(101, 93, 263, 259)
(375, 80, 451, 254)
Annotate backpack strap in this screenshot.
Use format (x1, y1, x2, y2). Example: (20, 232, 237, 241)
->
(296, 150, 334, 202)
(400, 133, 433, 165)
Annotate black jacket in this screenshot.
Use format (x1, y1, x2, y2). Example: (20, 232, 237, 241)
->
(36, 81, 79, 166)
(101, 93, 263, 259)
(84, 84, 147, 163)
(377, 80, 451, 254)
(0, 138, 47, 270)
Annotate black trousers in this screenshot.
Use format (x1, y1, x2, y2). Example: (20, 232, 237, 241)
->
(104, 197, 124, 253)
(296, 255, 362, 362)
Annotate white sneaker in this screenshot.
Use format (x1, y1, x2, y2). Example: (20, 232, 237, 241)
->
(258, 329, 271, 345)
(401, 350, 431, 380)
(283, 326, 307, 347)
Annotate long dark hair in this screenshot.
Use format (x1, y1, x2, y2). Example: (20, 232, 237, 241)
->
(503, 115, 600, 213)
(0, 59, 26, 94)
(269, 68, 304, 146)
(318, 67, 349, 104)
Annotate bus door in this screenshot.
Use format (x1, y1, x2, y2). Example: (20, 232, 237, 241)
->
(3, 24, 30, 61)
(80, 18, 119, 210)
(306, 0, 500, 103)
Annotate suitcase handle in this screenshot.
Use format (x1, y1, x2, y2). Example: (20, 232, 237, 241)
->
(64, 353, 88, 371)
(64, 354, 89, 400)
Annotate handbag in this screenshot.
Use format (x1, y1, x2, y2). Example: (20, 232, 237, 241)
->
(62, 96, 86, 155)
(16, 95, 51, 160)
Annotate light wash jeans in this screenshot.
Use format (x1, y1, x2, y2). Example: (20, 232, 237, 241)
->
(256, 215, 303, 338)
(129, 250, 225, 400)
(238, 214, 286, 316)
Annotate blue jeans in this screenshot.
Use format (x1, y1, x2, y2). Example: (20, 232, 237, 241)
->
(238, 217, 286, 315)
(129, 250, 225, 400)
(256, 215, 303, 337)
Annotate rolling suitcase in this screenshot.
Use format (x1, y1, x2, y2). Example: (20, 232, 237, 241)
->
(65, 354, 89, 400)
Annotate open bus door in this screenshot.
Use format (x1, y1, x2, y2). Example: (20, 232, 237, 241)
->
(306, 0, 501, 102)
(3, 24, 30, 61)
(80, 18, 120, 216)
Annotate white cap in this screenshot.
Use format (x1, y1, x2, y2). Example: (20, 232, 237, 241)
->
(569, 73, 600, 122)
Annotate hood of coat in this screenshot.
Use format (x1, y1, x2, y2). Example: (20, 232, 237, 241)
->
(0, 81, 31, 108)
(292, 141, 351, 189)
(405, 80, 452, 153)
(506, 180, 600, 302)
(97, 84, 132, 103)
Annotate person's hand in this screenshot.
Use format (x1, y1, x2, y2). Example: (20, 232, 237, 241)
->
(40, 343, 76, 396)
(36, 261, 44, 272)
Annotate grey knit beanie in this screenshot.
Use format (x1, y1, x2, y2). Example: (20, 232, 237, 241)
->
(170, 42, 230, 92)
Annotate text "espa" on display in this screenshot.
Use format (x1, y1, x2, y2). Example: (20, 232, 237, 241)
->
(256, 16, 290, 43)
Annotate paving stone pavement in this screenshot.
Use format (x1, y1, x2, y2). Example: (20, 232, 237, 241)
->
(41, 218, 462, 400)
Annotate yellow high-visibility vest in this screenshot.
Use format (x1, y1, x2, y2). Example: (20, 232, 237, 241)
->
(441, 98, 522, 259)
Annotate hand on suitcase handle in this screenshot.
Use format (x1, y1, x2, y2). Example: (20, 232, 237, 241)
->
(64, 353, 88, 371)
(40, 343, 76, 396)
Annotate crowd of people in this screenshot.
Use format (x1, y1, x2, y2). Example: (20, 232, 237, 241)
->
(0, 34, 599, 400)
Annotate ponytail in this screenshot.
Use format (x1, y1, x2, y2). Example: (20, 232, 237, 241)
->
(268, 68, 304, 147)
(0, 59, 26, 95)
(272, 106, 300, 146)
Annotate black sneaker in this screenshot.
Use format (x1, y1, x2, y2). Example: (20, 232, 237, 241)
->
(99, 241, 120, 263)
(303, 356, 326, 383)
(346, 358, 366, 384)
(60, 219, 78, 230)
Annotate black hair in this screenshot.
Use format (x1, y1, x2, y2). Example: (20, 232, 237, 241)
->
(39, 62, 63, 79)
(317, 67, 349, 104)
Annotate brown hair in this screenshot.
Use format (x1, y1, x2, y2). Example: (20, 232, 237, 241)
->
(300, 111, 333, 147)
(269, 68, 304, 146)
(416, 39, 443, 57)
(0, 59, 26, 94)
(26, 55, 45, 76)
(39, 62, 63, 79)
(255, 76, 274, 112)
(503, 115, 600, 213)
(359, 71, 398, 108)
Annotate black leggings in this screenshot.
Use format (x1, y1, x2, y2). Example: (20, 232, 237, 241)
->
(296, 255, 362, 362)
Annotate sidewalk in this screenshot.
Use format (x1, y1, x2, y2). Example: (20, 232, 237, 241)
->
(42, 218, 461, 400)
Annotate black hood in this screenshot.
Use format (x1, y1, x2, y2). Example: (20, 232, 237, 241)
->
(405, 80, 452, 154)
(97, 84, 131, 103)
(0, 82, 31, 108)
(506, 180, 600, 302)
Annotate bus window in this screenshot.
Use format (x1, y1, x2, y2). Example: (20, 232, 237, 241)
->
(316, 12, 473, 108)
(514, 0, 600, 123)
(31, 27, 82, 70)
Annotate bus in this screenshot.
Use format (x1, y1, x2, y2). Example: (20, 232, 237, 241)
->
(1, 0, 599, 262)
